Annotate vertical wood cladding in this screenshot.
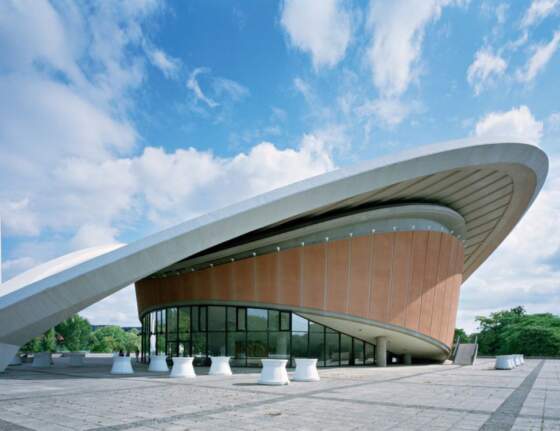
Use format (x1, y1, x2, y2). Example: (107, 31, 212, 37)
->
(136, 231, 463, 347)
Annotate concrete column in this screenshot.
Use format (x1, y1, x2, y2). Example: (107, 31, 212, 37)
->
(404, 353, 412, 365)
(375, 336, 387, 367)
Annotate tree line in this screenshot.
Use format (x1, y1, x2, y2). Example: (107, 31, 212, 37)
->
(21, 315, 140, 354)
(454, 306, 560, 356)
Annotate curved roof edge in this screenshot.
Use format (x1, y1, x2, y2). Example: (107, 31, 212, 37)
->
(0, 137, 548, 348)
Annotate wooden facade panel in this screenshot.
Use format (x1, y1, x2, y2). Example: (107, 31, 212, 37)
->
(347, 236, 371, 319)
(325, 239, 349, 314)
(135, 231, 463, 348)
(255, 253, 277, 304)
(302, 244, 326, 310)
(418, 232, 442, 335)
(232, 259, 253, 302)
(405, 232, 428, 332)
(278, 247, 301, 308)
(430, 234, 452, 339)
(389, 232, 413, 327)
(370, 233, 394, 323)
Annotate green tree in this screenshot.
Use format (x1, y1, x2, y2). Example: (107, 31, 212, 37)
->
(55, 315, 92, 352)
(453, 328, 470, 343)
(475, 307, 560, 356)
(89, 326, 131, 353)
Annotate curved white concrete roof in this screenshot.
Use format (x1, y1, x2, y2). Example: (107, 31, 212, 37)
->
(0, 137, 548, 368)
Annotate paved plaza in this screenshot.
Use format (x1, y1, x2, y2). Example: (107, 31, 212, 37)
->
(0, 357, 558, 431)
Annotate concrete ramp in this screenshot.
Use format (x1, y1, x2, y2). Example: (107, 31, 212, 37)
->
(453, 343, 478, 365)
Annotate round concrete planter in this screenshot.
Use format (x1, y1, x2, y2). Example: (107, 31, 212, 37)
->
(170, 357, 196, 378)
(148, 354, 169, 372)
(32, 352, 52, 368)
(258, 359, 289, 385)
(495, 355, 515, 370)
(209, 356, 232, 376)
(111, 356, 134, 374)
(292, 358, 320, 382)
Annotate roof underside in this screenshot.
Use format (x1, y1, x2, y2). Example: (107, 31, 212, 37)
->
(153, 163, 532, 280)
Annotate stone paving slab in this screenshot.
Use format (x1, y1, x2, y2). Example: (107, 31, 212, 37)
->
(0, 357, 558, 430)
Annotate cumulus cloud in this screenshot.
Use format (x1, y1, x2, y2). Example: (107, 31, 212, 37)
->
(474, 105, 543, 144)
(516, 30, 560, 82)
(280, 0, 352, 69)
(366, 0, 458, 98)
(520, 0, 559, 28)
(467, 48, 507, 95)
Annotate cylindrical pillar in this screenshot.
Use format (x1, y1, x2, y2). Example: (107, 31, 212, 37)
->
(403, 353, 412, 365)
(375, 336, 387, 367)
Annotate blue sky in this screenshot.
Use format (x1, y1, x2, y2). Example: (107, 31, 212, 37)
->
(0, 0, 559, 332)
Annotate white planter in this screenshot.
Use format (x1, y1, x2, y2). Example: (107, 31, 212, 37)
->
(519, 355, 525, 365)
(495, 355, 515, 370)
(32, 352, 52, 368)
(209, 356, 232, 376)
(258, 359, 289, 385)
(170, 357, 196, 378)
(111, 356, 134, 374)
(148, 354, 169, 372)
(68, 353, 85, 366)
(292, 358, 320, 382)
(513, 355, 521, 367)
(9, 354, 22, 366)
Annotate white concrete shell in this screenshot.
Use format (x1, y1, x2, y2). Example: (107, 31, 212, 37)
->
(0, 138, 548, 371)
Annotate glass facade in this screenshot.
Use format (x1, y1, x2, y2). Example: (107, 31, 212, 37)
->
(141, 304, 376, 367)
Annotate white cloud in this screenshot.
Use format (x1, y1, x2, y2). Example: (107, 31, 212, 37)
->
(187, 68, 249, 109)
(187, 67, 219, 108)
(366, 0, 458, 98)
(521, 0, 559, 28)
(280, 0, 352, 69)
(474, 105, 543, 145)
(517, 30, 560, 82)
(146, 46, 180, 78)
(80, 285, 140, 326)
(356, 98, 418, 127)
(547, 112, 560, 131)
(467, 48, 507, 95)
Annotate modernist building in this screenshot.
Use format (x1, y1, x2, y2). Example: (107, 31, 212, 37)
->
(0, 138, 548, 371)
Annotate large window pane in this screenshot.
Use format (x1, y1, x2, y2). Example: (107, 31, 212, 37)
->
(353, 339, 365, 365)
(228, 332, 246, 366)
(268, 332, 289, 358)
(178, 307, 190, 333)
(340, 334, 351, 366)
(326, 333, 340, 366)
(208, 306, 225, 331)
(291, 332, 308, 360)
(268, 310, 279, 330)
(309, 321, 324, 333)
(167, 341, 177, 357)
(199, 306, 207, 331)
(365, 343, 375, 365)
(150, 312, 156, 334)
(178, 341, 190, 357)
(191, 307, 199, 332)
(280, 312, 290, 331)
(237, 308, 246, 331)
(309, 332, 325, 366)
(156, 334, 166, 355)
(208, 332, 226, 356)
(192, 333, 207, 365)
(160, 310, 166, 334)
(247, 308, 267, 331)
(166, 308, 177, 334)
(292, 314, 308, 332)
(246, 332, 267, 366)
(227, 307, 237, 331)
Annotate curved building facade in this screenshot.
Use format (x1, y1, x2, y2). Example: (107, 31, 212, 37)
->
(0, 138, 548, 371)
